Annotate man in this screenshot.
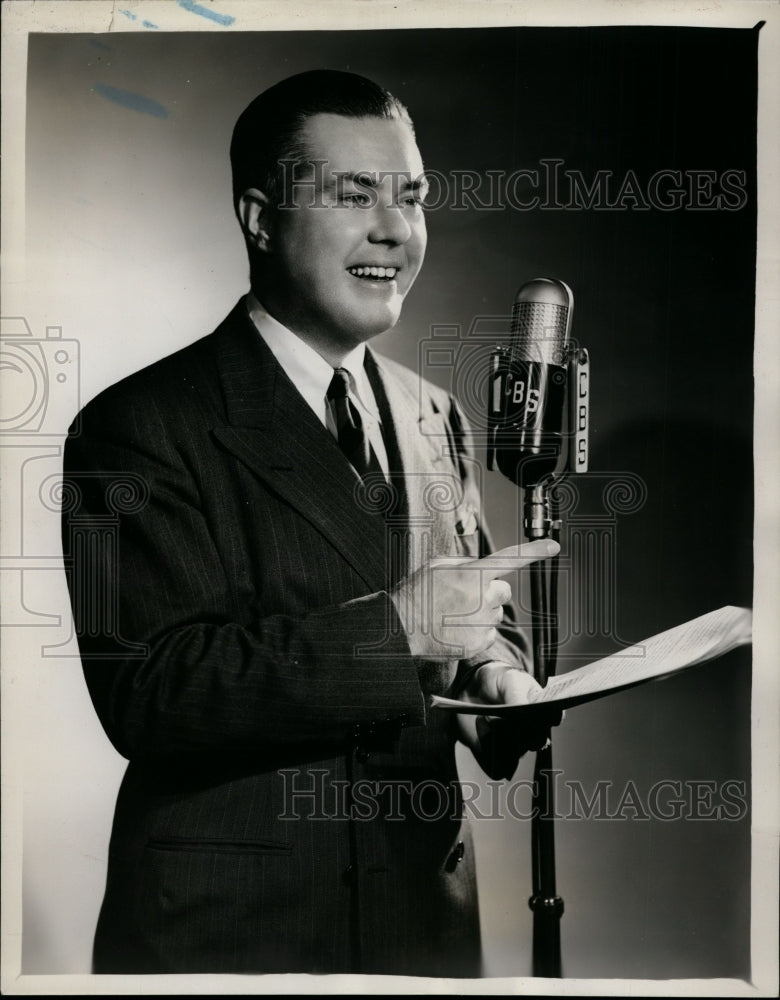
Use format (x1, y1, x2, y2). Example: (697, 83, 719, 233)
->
(62, 69, 558, 977)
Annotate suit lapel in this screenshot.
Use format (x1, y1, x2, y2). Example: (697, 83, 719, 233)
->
(365, 350, 458, 573)
(210, 306, 392, 592)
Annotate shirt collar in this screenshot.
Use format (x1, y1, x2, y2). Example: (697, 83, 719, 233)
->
(245, 292, 380, 423)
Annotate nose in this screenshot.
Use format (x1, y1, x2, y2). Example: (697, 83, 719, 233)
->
(367, 201, 414, 246)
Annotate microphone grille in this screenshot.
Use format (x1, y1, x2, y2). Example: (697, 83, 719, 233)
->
(510, 278, 572, 366)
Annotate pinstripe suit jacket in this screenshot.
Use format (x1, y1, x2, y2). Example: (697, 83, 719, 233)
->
(62, 301, 529, 977)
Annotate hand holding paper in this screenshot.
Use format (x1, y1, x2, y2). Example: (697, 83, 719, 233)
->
(433, 606, 752, 715)
(455, 661, 565, 779)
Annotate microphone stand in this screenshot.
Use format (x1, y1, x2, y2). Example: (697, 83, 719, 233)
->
(525, 482, 563, 977)
(486, 277, 589, 980)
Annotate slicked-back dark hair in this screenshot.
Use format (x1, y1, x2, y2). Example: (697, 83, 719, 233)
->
(230, 69, 414, 212)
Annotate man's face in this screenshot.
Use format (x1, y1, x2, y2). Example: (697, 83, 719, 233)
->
(259, 113, 427, 355)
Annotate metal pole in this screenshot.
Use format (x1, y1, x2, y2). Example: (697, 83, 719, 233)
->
(526, 485, 564, 977)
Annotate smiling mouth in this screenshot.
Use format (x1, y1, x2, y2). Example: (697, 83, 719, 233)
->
(347, 265, 399, 281)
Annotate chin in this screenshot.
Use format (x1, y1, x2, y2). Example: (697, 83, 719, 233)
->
(342, 308, 402, 343)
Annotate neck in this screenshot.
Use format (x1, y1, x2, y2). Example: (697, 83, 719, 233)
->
(248, 286, 362, 370)
(293, 330, 356, 370)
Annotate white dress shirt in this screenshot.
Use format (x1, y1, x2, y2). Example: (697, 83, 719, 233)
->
(246, 293, 389, 477)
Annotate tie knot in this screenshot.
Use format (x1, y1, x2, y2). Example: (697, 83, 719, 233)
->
(327, 367, 351, 401)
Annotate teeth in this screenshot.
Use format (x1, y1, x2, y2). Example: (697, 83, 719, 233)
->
(348, 266, 397, 279)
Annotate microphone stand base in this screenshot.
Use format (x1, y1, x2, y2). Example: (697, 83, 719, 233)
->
(529, 896, 564, 978)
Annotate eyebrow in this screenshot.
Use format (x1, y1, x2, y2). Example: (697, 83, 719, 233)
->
(322, 171, 429, 192)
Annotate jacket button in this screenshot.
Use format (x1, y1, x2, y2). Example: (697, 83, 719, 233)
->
(343, 864, 355, 885)
(355, 747, 371, 763)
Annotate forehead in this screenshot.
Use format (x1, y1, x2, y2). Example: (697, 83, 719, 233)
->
(298, 113, 424, 180)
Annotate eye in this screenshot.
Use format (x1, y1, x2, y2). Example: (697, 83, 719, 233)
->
(341, 191, 373, 207)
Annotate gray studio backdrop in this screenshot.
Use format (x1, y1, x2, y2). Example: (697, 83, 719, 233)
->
(19, 27, 753, 978)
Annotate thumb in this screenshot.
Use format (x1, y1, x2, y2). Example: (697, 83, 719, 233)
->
(497, 669, 543, 705)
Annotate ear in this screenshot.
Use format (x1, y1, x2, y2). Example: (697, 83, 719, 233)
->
(238, 188, 272, 252)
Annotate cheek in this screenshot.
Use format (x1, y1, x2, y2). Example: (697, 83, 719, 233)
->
(313, 212, 363, 253)
(406, 228, 427, 283)
(275, 215, 345, 275)
(411, 217, 427, 260)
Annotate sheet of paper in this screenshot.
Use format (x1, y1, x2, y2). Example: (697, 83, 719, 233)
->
(432, 605, 752, 715)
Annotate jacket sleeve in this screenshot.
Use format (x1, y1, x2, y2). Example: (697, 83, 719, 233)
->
(62, 404, 425, 762)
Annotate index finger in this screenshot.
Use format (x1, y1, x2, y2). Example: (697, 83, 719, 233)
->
(471, 540, 560, 578)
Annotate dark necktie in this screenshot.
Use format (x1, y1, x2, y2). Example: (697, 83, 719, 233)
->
(326, 367, 384, 482)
